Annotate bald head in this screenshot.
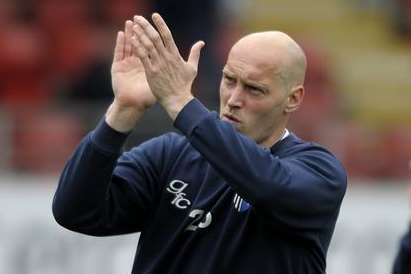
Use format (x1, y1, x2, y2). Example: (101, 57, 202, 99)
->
(229, 31, 307, 92)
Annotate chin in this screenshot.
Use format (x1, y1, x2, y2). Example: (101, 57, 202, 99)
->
(233, 124, 243, 132)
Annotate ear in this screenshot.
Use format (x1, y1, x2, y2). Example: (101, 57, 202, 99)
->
(285, 85, 304, 113)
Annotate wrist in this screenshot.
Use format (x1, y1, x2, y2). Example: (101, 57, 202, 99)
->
(105, 101, 146, 133)
(160, 94, 194, 121)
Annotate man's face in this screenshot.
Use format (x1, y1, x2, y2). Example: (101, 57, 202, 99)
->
(219, 45, 290, 146)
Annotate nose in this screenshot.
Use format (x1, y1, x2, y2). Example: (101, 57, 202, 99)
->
(227, 86, 244, 108)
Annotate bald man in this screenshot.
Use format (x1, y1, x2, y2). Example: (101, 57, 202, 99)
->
(53, 14, 347, 274)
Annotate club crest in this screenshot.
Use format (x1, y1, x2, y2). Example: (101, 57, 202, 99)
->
(233, 193, 251, 212)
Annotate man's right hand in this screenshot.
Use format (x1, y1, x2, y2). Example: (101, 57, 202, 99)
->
(106, 19, 156, 133)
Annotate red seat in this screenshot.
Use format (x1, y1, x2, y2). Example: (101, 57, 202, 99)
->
(0, 24, 51, 105)
(11, 110, 84, 173)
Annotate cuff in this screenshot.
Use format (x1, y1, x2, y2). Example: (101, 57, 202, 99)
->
(90, 119, 130, 154)
(173, 98, 211, 136)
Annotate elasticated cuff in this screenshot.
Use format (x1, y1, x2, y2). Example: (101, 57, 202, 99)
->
(90, 119, 130, 154)
(173, 98, 211, 136)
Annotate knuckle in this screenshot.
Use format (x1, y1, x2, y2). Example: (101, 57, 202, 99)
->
(165, 52, 178, 61)
(139, 20, 147, 28)
(138, 49, 147, 58)
(166, 33, 173, 42)
(150, 66, 159, 74)
(131, 39, 139, 46)
(147, 43, 155, 51)
(153, 34, 162, 43)
(165, 53, 173, 61)
(164, 35, 172, 43)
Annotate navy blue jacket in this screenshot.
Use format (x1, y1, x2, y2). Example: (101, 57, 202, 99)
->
(393, 225, 411, 274)
(53, 99, 347, 274)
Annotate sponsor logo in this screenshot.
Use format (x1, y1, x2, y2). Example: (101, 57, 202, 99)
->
(166, 180, 212, 231)
(166, 179, 191, 209)
(233, 193, 251, 212)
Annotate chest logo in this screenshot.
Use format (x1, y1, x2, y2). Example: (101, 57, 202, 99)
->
(233, 193, 251, 212)
(166, 179, 191, 209)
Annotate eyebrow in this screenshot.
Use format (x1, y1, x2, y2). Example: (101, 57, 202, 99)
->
(223, 68, 268, 90)
(222, 68, 233, 75)
(245, 82, 268, 93)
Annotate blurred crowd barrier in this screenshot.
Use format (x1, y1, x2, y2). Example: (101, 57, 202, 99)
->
(0, 0, 411, 180)
(0, 176, 409, 274)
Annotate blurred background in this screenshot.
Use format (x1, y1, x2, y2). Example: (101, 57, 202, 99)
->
(0, 0, 410, 273)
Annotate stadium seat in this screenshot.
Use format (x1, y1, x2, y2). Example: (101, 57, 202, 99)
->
(11, 110, 84, 173)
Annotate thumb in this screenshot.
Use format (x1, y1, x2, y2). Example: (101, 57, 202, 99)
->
(187, 41, 205, 69)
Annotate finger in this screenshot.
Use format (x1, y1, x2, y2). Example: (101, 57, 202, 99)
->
(131, 36, 152, 70)
(113, 31, 125, 62)
(132, 16, 140, 56)
(187, 41, 205, 70)
(151, 13, 179, 55)
(124, 20, 133, 57)
(132, 23, 160, 64)
(134, 15, 166, 56)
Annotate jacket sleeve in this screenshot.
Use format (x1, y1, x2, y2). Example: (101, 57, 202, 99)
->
(174, 99, 347, 230)
(52, 120, 166, 236)
(393, 225, 411, 274)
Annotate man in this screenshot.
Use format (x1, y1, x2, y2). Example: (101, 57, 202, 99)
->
(53, 13, 347, 274)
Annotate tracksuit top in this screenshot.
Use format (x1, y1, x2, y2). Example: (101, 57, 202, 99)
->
(53, 99, 347, 274)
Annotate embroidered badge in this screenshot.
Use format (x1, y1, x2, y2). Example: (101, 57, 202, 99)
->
(233, 193, 251, 212)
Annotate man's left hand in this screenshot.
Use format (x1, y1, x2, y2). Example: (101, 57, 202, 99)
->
(131, 13, 205, 120)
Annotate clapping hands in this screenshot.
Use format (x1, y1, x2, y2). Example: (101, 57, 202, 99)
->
(109, 13, 205, 129)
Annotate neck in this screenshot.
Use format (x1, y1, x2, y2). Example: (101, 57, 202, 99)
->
(260, 127, 288, 148)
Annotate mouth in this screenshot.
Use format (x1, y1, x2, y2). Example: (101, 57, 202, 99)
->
(222, 113, 241, 124)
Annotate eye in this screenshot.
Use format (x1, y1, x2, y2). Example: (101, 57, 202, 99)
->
(246, 85, 264, 95)
(224, 75, 236, 85)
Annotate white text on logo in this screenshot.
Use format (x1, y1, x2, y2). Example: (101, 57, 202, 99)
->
(166, 180, 191, 209)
